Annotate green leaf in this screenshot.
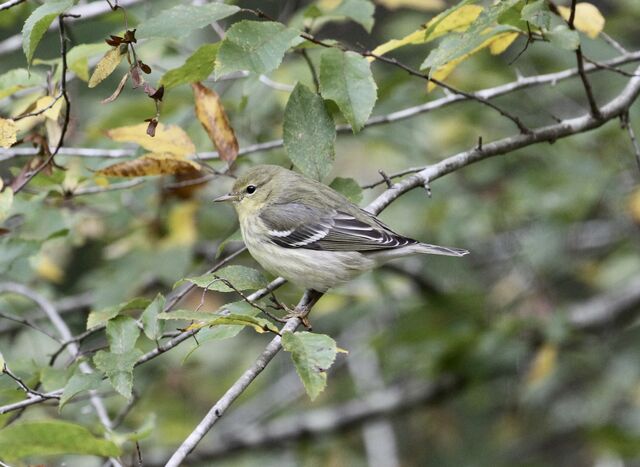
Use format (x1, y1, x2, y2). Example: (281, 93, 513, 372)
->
(59, 372, 102, 411)
(66, 43, 110, 82)
(0, 420, 120, 461)
(182, 301, 262, 360)
(21, 0, 74, 64)
(215, 21, 301, 78)
(141, 293, 165, 340)
(0, 188, 14, 223)
(546, 25, 580, 50)
(281, 331, 339, 401)
(160, 43, 219, 89)
(0, 68, 43, 100)
(157, 309, 220, 321)
(86, 297, 151, 329)
(330, 177, 363, 204)
(93, 349, 143, 399)
(204, 313, 279, 334)
(136, 3, 239, 39)
(521, 0, 551, 30)
(106, 316, 140, 353)
(319, 49, 377, 132)
(284, 83, 336, 181)
(183, 265, 267, 292)
(327, 0, 375, 33)
(421, 0, 521, 75)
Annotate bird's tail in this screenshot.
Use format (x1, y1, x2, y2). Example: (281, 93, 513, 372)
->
(414, 242, 469, 257)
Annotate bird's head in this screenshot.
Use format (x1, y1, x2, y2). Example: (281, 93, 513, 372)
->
(214, 164, 291, 216)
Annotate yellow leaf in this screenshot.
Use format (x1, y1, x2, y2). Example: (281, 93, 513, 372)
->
(88, 45, 126, 88)
(106, 123, 196, 157)
(427, 31, 517, 92)
(370, 5, 483, 59)
(628, 187, 640, 223)
(526, 344, 557, 386)
(558, 2, 605, 39)
(97, 153, 201, 177)
(489, 31, 519, 55)
(161, 201, 198, 247)
(0, 118, 17, 149)
(192, 82, 239, 164)
(34, 254, 64, 284)
(375, 0, 444, 11)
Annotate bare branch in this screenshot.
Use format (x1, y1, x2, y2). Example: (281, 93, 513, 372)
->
(0, 0, 25, 11)
(620, 112, 640, 172)
(366, 63, 640, 214)
(2, 50, 639, 165)
(11, 15, 72, 194)
(177, 378, 460, 464)
(0, 282, 122, 466)
(0, 0, 145, 55)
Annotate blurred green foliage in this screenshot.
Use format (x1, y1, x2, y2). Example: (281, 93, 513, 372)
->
(0, 0, 640, 465)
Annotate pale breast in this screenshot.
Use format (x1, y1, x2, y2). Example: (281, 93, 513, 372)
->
(239, 215, 374, 291)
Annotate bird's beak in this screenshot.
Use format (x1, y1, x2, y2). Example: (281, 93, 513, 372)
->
(213, 192, 238, 203)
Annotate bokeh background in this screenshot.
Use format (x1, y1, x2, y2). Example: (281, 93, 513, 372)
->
(1, 0, 640, 465)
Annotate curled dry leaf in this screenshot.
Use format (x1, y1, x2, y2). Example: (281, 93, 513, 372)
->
(0, 118, 18, 149)
(101, 73, 129, 104)
(192, 82, 238, 164)
(106, 122, 196, 157)
(97, 153, 201, 177)
(88, 45, 127, 89)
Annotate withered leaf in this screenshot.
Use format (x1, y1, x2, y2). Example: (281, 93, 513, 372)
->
(145, 118, 158, 137)
(88, 45, 127, 88)
(101, 72, 129, 104)
(149, 85, 164, 101)
(106, 122, 195, 156)
(131, 65, 144, 88)
(192, 82, 238, 164)
(138, 60, 151, 74)
(97, 152, 201, 177)
(123, 29, 137, 43)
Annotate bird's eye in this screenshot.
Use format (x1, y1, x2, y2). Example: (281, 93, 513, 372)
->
(246, 185, 257, 194)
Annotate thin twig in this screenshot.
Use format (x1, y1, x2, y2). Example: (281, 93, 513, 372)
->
(2, 365, 60, 400)
(12, 92, 64, 121)
(300, 48, 320, 93)
(566, 0, 602, 119)
(11, 16, 72, 194)
(3, 50, 640, 164)
(620, 112, 640, 172)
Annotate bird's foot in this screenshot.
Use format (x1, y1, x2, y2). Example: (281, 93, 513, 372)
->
(283, 305, 312, 330)
(268, 294, 311, 328)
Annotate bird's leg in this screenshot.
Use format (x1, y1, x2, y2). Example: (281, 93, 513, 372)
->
(283, 289, 324, 331)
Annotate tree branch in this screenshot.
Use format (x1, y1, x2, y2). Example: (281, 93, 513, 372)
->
(0, 0, 145, 55)
(2, 50, 639, 165)
(172, 378, 460, 464)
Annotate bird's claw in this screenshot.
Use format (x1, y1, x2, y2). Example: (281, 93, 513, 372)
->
(284, 305, 312, 330)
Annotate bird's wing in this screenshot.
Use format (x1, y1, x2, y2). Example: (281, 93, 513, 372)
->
(259, 203, 418, 251)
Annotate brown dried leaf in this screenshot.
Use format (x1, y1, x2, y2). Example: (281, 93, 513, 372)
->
(106, 122, 196, 157)
(192, 82, 238, 164)
(88, 45, 127, 88)
(0, 118, 18, 149)
(138, 60, 152, 74)
(145, 118, 158, 137)
(101, 72, 129, 104)
(97, 152, 201, 177)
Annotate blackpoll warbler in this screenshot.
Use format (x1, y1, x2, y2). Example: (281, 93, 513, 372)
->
(215, 165, 468, 293)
